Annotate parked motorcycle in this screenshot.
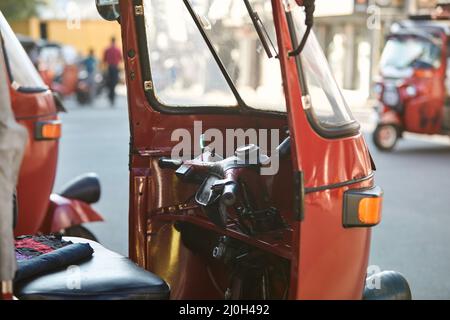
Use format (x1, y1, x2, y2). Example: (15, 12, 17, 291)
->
(76, 68, 104, 105)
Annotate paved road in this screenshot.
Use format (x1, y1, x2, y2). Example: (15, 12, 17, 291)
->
(367, 132, 450, 300)
(54, 95, 130, 256)
(55, 95, 450, 299)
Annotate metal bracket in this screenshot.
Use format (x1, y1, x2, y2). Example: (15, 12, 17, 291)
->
(301, 95, 312, 110)
(144, 81, 153, 91)
(135, 5, 144, 16)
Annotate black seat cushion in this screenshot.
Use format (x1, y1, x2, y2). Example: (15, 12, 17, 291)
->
(14, 237, 170, 300)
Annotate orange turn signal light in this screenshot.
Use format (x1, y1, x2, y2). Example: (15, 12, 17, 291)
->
(35, 121, 62, 141)
(414, 69, 434, 79)
(358, 197, 382, 225)
(343, 186, 383, 228)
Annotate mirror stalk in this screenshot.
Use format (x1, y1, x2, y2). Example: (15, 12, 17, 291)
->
(289, 0, 315, 57)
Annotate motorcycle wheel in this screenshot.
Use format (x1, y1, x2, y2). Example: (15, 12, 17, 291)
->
(62, 225, 98, 242)
(76, 91, 91, 105)
(373, 124, 399, 152)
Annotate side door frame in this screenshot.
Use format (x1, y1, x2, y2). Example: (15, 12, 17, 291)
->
(272, 0, 375, 299)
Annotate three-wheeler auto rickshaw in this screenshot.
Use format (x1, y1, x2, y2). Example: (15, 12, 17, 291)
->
(0, 12, 103, 239)
(92, 0, 410, 300)
(1, 0, 411, 300)
(373, 15, 450, 151)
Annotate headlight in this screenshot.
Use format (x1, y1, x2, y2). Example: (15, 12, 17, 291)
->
(405, 85, 417, 97)
(382, 87, 400, 107)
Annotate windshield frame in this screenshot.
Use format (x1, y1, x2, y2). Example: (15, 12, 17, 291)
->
(134, 0, 287, 116)
(284, 7, 360, 139)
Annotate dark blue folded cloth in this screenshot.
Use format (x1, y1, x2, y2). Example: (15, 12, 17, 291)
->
(15, 243, 94, 283)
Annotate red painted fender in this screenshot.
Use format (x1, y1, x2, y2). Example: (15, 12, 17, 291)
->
(40, 194, 104, 233)
(378, 109, 402, 128)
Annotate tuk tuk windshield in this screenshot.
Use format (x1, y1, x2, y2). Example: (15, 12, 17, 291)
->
(143, 0, 286, 112)
(0, 12, 47, 91)
(380, 35, 442, 70)
(290, 6, 355, 129)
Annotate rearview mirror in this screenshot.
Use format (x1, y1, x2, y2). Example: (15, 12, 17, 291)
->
(96, 0, 120, 21)
(60, 173, 101, 204)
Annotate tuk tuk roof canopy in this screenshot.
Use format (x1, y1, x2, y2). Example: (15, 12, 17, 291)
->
(397, 17, 450, 35)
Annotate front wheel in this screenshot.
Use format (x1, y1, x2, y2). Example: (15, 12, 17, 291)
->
(62, 225, 98, 242)
(76, 90, 91, 105)
(373, 124, 399, 152)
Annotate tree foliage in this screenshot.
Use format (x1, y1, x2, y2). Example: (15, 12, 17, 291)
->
(0, 0, 44, 21)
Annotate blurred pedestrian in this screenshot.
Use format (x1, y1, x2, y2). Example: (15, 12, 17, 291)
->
(82, 48, 98, 101)
(103, 37, 122, 107)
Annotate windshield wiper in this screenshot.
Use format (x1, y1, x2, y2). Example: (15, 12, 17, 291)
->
(243, 0, 278, 59)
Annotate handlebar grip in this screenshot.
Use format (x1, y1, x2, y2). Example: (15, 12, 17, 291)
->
(158, 157, 183, 170)
(221, 182, 238, 206)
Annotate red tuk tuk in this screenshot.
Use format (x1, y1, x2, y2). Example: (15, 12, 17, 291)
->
(2, 0, 411, 300)
(373, 14, 450, 151)
(0, 12, 103, 239)
(94, 0, 409, 299)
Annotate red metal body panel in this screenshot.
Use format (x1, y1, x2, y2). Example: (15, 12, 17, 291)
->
(11, 88, 59, 236)
(272, 1, 373, 299)
(378, 109, 402, 126)
(404, 95, 443, 134)
(11, 87, 103, 235)
(120, 0, 374, 299)
(40, 194, 103, 233)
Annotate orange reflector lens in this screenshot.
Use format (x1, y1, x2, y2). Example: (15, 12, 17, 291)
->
(414, 69, 433, 78)
(343, 186, 383, 228)
(358, 197, 382, 225)
(36, 121, 62, 140)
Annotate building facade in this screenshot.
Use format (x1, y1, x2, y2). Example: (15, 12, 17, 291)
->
(8, 0, 442, 96)
(9, 0, 121, 60)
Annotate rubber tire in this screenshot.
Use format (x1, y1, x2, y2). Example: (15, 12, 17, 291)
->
(63, 225, 98, 242)
(363, 271, 412, 300)
(76, 91, 91, 105)
(373, 124, 399, 152)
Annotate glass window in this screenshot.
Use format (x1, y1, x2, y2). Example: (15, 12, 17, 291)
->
(143, 0, 237, 107)
(143, 0, 286, 112)
(190, 0, 286, 112)
(291, 7, 355, 129)
(381, 35, 441, 70)
(0, 12, 47, 91)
